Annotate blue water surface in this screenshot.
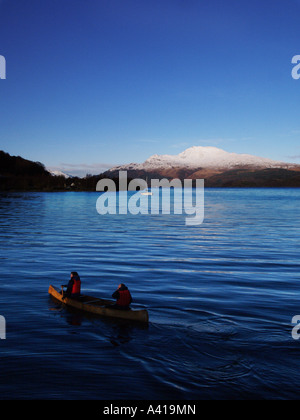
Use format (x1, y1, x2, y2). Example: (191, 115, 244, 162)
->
(0, 188, 299, 400)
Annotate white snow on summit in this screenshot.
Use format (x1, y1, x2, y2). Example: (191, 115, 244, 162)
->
(109, 146, 288, 171)
(48, 169, 71, 178)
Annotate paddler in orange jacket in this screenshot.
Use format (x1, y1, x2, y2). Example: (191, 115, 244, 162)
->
(111, 284, 133, 310)
(61, 272, 81, 299)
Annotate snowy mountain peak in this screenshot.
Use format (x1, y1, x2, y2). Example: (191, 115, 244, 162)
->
(48, 170, 72, 178)
(112, 146, 287, 172)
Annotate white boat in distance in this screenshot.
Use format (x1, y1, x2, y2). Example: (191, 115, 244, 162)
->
(141, 189, 153, 196)
(141, 177, 153, 196)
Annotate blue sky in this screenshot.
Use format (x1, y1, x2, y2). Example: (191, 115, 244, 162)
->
(1, 0, 300, 175)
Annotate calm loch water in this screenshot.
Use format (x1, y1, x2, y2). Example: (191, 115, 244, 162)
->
(0, 189, 299, 400)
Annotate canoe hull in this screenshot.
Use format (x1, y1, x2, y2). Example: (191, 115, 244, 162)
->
(48, 285, 149, 323)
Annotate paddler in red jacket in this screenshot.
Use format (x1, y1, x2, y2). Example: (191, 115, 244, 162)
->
(111, 284, 133, 310)
(61, 272, 81, 299)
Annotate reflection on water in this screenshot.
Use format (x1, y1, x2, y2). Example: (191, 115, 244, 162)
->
(0, 189, 299, 399)
(48, 295, 149, 347)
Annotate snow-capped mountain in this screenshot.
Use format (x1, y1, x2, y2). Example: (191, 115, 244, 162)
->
(107, 146, 291, 173)
(48, 169, 72, 178)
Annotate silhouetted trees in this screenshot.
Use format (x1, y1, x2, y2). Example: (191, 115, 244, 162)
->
(0, 151, 109, 191)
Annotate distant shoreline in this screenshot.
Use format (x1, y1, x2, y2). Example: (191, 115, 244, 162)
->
(1, 185, 300, 193)
(1, 150, 300, 191)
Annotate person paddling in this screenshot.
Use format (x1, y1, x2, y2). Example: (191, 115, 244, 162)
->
(111, 283, 132, 310)
(61, 272, 81, 299)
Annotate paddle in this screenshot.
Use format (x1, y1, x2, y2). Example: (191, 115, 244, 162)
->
(61, 285, 66, 300)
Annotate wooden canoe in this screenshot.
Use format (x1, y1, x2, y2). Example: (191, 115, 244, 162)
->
(48, 285, 149, 323)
